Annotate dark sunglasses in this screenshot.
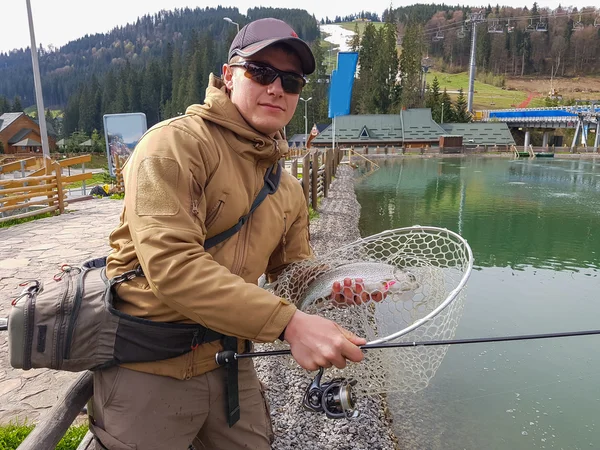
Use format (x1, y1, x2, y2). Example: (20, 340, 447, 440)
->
(228, 61, 307, 94)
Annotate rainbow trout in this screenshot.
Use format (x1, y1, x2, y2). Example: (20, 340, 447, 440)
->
(299, 262, 418, 310)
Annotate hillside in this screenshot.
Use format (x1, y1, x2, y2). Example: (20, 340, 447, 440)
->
(0, 7, 319, 109)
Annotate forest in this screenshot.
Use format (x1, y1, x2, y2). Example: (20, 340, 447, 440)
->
(0, 4, 598, 140)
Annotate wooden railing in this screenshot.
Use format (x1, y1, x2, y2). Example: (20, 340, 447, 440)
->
(0, 155, 93, 224)
(287, 147, 342, 210)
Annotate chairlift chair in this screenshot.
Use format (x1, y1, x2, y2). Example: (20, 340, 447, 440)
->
(536, 20, 548, 32)
(573, 13, 584, 31)
(457, 26, 466, 39)
(594, 15, 600, 27)
(506, 19, 515, 33)
(433, 28, 444, 41)
(488, 19, 504, 33)
(525, 19, 535, 32)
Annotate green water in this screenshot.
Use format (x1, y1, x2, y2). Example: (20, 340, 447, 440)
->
(355, 157, 600, 450)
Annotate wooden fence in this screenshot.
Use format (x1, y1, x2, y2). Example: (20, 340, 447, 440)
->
(0, 155, 93, 224)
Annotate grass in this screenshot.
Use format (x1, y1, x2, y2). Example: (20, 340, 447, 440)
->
(65, 173, 105, 189)
(337, 21, 385, 37)
(0, 212, 57, 228)
(308, 205, 320, 221)
(428, 70, 547, 110)
(65, 172, 105, 189)
(65, 153, 108, 170)
(0, 423, 87, 450)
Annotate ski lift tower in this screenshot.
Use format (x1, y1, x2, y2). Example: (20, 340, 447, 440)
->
(466, 11, 486, 112)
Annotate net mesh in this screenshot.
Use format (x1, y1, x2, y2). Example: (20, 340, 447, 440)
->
(266, 226, 473, 396)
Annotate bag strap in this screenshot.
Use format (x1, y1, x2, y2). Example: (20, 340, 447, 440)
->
(204, 161, 282, 250)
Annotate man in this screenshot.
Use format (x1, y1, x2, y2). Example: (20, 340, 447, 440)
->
(90, 18, 366, 450)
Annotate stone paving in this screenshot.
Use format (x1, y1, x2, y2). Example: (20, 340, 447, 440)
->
(0, 198, 123, 425)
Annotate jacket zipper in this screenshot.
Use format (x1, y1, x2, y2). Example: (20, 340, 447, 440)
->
(191, 199, 199, 222)
(23, 290, 38, 370)
(231, 215, 252, 276)
(282, 215, 287, 262)
(63, 268, 87, 360)
(205, 200, 225, 229)
(55, 274, 72, 370)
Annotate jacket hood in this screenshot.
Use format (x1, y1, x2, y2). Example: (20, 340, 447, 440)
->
(185, 73, 289, 164)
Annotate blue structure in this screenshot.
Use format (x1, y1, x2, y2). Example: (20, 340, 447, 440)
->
(478, 103, 600, 151)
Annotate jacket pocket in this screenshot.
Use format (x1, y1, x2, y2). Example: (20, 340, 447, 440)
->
(205, 192, 229, 230)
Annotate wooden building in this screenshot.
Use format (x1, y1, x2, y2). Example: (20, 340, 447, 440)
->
(0, 112, 57, 154)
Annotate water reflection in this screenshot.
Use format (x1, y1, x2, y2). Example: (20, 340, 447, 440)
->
(354, 157, 600, 450)
(356, 158, 600, 271)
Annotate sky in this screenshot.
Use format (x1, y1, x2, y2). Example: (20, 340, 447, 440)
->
(1, 0, 568, 54)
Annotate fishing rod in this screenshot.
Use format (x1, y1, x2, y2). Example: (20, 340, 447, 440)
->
(215, 328, 600, 420)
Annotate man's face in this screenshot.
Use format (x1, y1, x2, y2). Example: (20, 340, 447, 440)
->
(223, 46, 303, 136)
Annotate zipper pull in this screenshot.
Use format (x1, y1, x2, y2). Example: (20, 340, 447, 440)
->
(191, 330, 200, 350)
(191, 199, 199, 216)
(53, 264, 78, 282)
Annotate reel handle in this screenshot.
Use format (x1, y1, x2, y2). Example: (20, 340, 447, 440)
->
(0, 317, 7, 332)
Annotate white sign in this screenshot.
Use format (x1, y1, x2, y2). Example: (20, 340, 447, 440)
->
(103, 113, 147, 177)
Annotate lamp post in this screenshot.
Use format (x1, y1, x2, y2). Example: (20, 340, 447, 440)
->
(441, 102, 445, 124)
(300, 97, 312, 146)
(223, 17, 240, 33)
(25, 0, 50, 160)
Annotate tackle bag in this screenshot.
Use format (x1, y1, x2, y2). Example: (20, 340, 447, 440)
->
(8, 258, 224, 372)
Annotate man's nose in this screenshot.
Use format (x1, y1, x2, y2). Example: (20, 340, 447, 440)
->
(266, 76, 284, 96)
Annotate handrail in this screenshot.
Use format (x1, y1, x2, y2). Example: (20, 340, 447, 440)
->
(17, 372, 93, 450)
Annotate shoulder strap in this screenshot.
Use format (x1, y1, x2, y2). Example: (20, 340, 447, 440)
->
(203, 161, 282, 250)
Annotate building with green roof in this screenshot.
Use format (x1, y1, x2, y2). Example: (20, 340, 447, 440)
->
(311, 108, 515, 150)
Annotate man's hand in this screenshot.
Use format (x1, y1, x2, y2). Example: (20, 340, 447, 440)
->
(283, 310, 366, 371)
(330, 278, 390, 306)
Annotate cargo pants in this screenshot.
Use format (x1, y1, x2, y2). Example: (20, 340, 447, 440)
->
(89, 359, 274, 450)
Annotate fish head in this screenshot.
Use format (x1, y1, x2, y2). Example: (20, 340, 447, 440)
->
(387, 269, 419, 293)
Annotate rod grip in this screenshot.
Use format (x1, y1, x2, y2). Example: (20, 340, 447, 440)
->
(0, 317, 7, 332)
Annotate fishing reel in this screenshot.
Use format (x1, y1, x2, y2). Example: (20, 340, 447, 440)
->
(302, 368, 359, 419)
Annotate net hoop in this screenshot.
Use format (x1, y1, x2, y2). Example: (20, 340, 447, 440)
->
(363, 226, 474, 344)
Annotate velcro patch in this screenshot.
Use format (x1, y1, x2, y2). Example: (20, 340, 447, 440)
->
(136, 157, 180, 216)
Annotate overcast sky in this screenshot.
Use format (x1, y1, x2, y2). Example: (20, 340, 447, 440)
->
(2, 0, 566, 54)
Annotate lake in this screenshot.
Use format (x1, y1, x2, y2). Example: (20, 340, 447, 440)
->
(355, 157, 600, 450)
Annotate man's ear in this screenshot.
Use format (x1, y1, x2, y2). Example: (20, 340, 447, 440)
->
(222, 64, 234, 91)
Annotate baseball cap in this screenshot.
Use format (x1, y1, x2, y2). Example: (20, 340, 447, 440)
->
(228, 18, 316, 75)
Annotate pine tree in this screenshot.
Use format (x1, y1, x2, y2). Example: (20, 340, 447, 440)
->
(354, 22, 378, 113)
(426, 76, 442, 122)
(453, 88, 471, 123)
(349, 23, 361, 51)
(440, 88, 455, 123)
(398, 23, 424, 108)
(0, 96, 10, 114)
(12, 96, 23, 112)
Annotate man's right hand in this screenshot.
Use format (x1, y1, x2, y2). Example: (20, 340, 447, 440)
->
(282, 310, 366, 371)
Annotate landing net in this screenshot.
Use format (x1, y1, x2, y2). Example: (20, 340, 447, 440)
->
(266, 226, 473, 396)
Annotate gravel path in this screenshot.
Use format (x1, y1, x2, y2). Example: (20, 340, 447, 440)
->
(255, 165, 399, 450)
